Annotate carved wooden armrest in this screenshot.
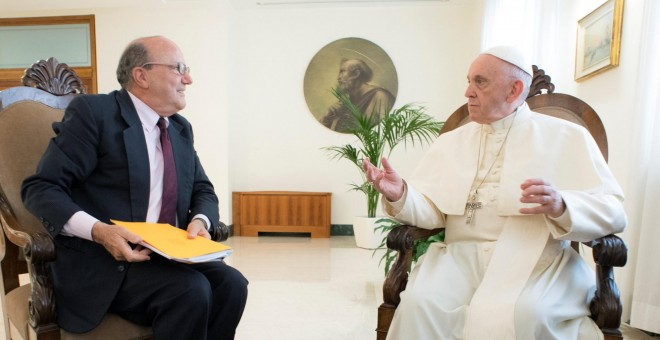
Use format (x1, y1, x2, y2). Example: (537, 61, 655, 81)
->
(0, 200, 58, 333)
(583, 234, 628, 267)
(24, 232, 58, 333)
(382, 225, 444, 307)
(210, 221, 230, 242)
(583, 234, 627, 336)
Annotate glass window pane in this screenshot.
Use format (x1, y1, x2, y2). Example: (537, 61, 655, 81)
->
(0, 24, 91, 68)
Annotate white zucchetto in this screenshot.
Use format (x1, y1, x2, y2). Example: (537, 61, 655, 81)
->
(481, 45, 533, 76)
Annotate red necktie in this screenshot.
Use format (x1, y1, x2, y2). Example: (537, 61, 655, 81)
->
(157, 118, 177, 226)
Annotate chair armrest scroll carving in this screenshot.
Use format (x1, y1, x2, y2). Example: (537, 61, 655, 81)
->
(583, 234, 627, 336)
(211, 221, 230, 242)
(0, 196, 58, 333)
(585, 234, 627, 267)
(382, 225, 444, 307)
(25, 232, 58, 332)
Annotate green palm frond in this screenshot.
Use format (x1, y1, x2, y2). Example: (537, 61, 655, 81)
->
(349, 182, 369, 194)
(322, 87, 444, 218)
(323, 144, 361, 168)
(381, 105, 444, 157)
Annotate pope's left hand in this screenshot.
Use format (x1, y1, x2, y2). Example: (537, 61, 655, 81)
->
(519, 178, 566, 218)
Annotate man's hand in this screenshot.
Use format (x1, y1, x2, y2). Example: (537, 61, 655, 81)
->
(187, 218, 211, 240)
(362, 157, 405, 202)
(519, 178, 566, 218)
(91, 222, 151, 262)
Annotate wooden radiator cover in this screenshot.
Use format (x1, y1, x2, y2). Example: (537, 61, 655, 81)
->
(232, 191, 331, 238)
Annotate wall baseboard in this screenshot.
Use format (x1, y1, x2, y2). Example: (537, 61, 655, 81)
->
(226, 224, 354, 237)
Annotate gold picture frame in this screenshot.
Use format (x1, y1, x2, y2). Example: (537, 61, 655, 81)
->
(574, 0, 624, 81)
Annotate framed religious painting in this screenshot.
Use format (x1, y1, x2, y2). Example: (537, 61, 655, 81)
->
(304, 37, 398, 133)
(574, 0, 624, 81)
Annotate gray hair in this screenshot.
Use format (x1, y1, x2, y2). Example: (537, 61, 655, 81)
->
(341, 58, 374, 83)
(509, 65, 532, 101)
(116, 41, 151, 89)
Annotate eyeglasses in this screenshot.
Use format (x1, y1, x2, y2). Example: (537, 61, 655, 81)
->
(141, 62, 190, 75)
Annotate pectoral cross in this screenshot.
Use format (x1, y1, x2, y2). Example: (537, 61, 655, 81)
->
(465, 192, 483, 225)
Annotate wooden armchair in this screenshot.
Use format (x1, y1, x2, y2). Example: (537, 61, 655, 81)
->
(376, 66, 628, 340)
(0, 58, 152, 339)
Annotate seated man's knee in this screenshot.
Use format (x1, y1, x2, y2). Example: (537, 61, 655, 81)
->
(171, 271, 213, 308)
(216, 265, 248, 294)
(221, 267, 249, 308)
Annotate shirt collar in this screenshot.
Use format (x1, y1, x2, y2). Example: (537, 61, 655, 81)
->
(127, 91, 167, 132)
(487, 102, 530, 132)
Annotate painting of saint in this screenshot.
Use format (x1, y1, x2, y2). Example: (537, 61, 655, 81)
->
(304, 37, 398, 133)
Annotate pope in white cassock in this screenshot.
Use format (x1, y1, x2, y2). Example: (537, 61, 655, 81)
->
(363, 46, 627, 340)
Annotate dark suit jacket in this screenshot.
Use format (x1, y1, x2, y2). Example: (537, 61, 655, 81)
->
(21, 89, 219, 333)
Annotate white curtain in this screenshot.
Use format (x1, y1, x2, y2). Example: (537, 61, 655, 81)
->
(480, 0, 558, 70)
(628, 0, 660, 334)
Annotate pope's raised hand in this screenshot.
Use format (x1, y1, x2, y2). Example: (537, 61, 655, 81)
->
(362, 157, 405, 202)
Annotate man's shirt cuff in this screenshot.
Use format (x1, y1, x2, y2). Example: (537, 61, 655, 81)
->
(62, 211, 98, 241)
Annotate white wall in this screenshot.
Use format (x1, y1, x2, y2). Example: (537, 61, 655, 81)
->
(3, 0, 480, 225)
(227, 2, 481, 224)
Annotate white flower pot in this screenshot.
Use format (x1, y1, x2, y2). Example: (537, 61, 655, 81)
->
(353, 216, 386, 249)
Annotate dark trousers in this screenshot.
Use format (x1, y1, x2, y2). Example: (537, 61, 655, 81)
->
(109, 256, 248, 340)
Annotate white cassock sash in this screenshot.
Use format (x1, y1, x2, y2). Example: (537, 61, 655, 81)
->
(464, 215, 548, 339)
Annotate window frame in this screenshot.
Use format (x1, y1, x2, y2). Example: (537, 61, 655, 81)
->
(0, 15, 97, 93)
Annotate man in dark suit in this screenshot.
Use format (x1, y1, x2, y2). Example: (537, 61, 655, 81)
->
(21, 36, 247, 340)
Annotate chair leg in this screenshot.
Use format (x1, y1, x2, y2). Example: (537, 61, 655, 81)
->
(604, 335, 623, 340)
(377, 303, 395, 340)
(29, 325, 60, 340)
(602, 328, 623, 340)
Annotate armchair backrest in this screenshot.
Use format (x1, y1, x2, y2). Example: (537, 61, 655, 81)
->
(0, 58, 82, 295)
(0, 100, 64, 235)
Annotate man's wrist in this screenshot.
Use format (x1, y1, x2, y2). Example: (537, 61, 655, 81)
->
(90, 221, 106, 243)
(192, 217, 209, 230)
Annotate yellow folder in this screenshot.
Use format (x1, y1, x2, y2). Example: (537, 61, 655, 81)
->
(111, 220, 233, 263)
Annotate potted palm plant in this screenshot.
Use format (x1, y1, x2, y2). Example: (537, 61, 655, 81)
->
(323, 88, 443, 249)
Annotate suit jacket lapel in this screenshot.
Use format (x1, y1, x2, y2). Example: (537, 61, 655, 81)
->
(116, 90, 150, 222)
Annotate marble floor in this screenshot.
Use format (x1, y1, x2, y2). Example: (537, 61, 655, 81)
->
(224, 235, 658, 340)
(2, 235, 658, 339)
(223, 235, 385, 340)
(226, 236, 654, 340)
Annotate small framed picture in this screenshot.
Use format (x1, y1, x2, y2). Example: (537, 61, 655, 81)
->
(574, 0, 624, 81)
